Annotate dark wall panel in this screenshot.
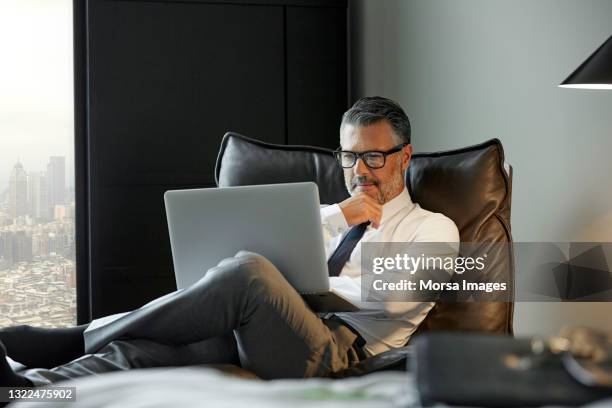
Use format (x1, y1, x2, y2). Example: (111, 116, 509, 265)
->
(286, 6, 348, 149)
(90, 1, 286, 186)
(89, 1, 286, 316)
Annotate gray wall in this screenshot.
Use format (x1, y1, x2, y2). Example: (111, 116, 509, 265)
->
(350, 0, 612, 336)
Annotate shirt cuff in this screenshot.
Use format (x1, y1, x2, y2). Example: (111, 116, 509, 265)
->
(320, 204, 349, 234)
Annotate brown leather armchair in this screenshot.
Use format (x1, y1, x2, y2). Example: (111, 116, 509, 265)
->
(215, 132, 514, 376)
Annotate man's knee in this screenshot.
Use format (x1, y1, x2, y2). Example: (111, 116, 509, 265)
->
(205, 251, 282, 288)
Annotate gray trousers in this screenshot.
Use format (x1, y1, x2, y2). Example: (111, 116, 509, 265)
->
(19, 251, 361, 385)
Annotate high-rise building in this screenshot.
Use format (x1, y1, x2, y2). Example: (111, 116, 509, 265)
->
(11, 231, 32, 263)
(54, 204, 67, 220)
(27, 171, 48, 220)
(8, 161, 28, 219)
(0, 213, 10, 227)
(47, 156, 65, 217)
(0, 188, 8, 207)
(0, 231, 32, 265)
(32, 232, 50, 257)
(0, 231, 8, 260)
(48, 232, 59, 256)
(64, 263, 76, 289)
(66, 202, 75, 220)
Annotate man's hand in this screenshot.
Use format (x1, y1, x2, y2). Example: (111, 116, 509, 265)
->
(338, 193, 382, 228)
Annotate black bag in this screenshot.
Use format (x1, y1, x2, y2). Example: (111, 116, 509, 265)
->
(412, 332, 612, 407)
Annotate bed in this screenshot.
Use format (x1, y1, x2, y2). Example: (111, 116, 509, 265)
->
(7, 364, 612, 408)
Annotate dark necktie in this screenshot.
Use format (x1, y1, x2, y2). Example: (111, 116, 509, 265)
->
(327, 222, 370, 277)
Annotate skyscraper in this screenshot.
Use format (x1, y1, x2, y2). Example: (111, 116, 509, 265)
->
(28, 171, 48, 220)
(47, 156, 66, 217)
(8, 161, 28, 219)
(11, 231, 32, 263)
(0, 231, 8, 260)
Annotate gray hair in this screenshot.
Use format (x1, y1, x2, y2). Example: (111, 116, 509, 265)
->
(340, 96, 411, 144)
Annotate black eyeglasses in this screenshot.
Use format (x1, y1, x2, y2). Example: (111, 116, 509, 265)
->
(333, 143, 407, 169)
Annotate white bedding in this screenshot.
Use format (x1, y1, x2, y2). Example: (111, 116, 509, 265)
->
(9, 365, 612, 408)
(9, 368, 418, 408)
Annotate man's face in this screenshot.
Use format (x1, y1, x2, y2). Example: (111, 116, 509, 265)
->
(340, 120, 412, 204)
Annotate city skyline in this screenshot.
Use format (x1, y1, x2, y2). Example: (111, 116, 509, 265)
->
(0, 0, 74, 194)
(0, 155, 76, 328)
(1, 158, 75, 235)
(1, 157, 74, 189)
(0, 157, 74, 194)
(0, 1, 75, 328)
(5, 156, 71, 221)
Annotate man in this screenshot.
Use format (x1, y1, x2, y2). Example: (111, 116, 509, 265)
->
(0, 96, 458, 386)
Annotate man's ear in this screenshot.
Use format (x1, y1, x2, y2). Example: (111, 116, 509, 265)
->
(401, 144, 413, 172)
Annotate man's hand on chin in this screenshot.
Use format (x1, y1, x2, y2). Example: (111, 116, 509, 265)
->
(338, 193, 382, 229)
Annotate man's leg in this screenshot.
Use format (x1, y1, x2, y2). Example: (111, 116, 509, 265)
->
(0, 324, 91, 387)
(17, 334, 239, 387)
(0, 324, 88, 368)
(84, 251, 356, 379)
(0, 342, 30, 387)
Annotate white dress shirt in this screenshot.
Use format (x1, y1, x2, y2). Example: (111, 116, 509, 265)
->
(320, 187, 460, 356)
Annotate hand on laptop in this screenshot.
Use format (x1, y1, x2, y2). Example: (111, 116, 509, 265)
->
(339, 193, 382, 229)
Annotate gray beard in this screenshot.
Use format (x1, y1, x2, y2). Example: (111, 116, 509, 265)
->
(378, 170, 404, 204)
(346, 162, 405, 205)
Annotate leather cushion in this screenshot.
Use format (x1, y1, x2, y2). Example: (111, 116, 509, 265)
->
(215, 133, 349, 205)
(409, 141, 513, 335)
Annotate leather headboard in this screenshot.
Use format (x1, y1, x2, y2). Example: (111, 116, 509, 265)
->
(215, 133, 349, 205)
(215, 132, 514, 335)
(408, 141, 514, 336)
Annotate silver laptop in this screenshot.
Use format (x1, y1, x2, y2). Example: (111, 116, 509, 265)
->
(164, 182, 359, 312)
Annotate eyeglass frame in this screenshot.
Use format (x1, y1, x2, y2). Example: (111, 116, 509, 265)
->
(333, 143, 408, 169)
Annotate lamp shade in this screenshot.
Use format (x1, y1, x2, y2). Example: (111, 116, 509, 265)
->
(559, 35, 612, 89)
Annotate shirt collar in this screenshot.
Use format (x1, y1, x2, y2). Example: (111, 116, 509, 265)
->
(380, 187, 414, 225)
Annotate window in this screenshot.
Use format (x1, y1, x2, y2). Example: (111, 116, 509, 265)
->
(0, 0, 75, 328)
